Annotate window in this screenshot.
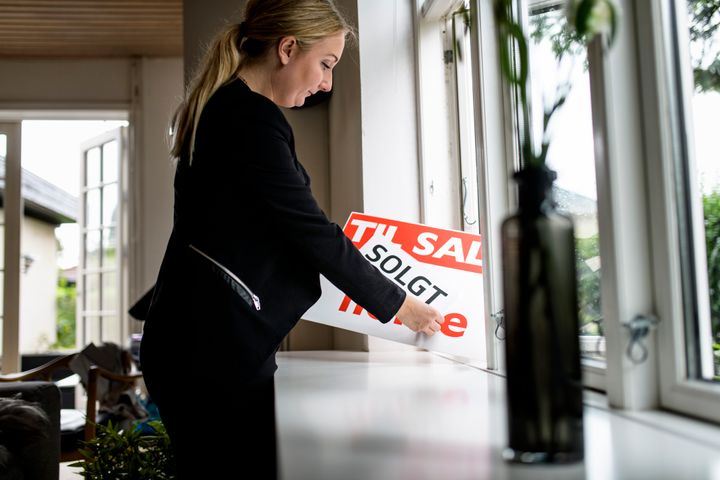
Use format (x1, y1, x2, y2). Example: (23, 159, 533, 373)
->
(525, 3, 605, 367)
(80, 128, 127, 347)
(651, 0, 720, 422)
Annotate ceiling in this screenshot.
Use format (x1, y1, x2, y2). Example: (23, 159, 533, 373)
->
(0, 0, 182, 58)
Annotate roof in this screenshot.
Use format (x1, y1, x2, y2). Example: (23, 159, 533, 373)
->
(0, 156, 79, 224)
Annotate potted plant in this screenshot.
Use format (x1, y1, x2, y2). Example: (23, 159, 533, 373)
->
(69, 420, 176, 479)
(493, 0, 619, 464)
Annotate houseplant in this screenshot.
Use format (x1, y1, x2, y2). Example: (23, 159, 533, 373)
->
(494, 0, 619, 463)
(70, 420, 176, 479)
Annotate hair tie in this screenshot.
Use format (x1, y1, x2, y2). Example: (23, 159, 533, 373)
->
(238, 21, 248, 39)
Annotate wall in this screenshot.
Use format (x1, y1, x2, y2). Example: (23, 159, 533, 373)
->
(0, 59, 132, 108)
(132, 58, 184, 310)
(18, 216, 59, 353)
(331, 0, 421, 351)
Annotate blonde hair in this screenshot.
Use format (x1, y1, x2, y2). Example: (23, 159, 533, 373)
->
(171, 0, 355, 163)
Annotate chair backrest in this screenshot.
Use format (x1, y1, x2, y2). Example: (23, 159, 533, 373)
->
(0, 350, 144, 462)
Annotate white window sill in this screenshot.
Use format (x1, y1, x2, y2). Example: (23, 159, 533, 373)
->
(276, 350, 720, 479)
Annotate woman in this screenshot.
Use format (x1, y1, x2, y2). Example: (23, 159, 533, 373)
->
(140, 0, 444, 477)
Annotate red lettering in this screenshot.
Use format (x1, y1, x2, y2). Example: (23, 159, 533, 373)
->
(441, 313, 467, 337)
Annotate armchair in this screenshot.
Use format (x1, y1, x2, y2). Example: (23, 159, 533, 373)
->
(0, 381, 60, 480)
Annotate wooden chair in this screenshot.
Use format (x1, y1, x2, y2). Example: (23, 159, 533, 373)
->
(0, 351, 143, 462)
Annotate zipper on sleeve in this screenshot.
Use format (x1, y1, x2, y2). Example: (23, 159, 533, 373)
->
(189, 244, 262, 311)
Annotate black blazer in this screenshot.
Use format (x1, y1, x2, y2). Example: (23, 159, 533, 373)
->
(141, 79, 406, 379)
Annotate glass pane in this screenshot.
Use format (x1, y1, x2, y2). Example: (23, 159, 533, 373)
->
(101, 272, 117, 312)
(102, 184, 118, 226)
(0, 134, 6, 157)
(85, 230, 101, 270)
(86, 147, 101, 187)
(102, 228, 117, 268)
(684, 3, 720, 381)
(528, 6, 604, 361)
(85, 188, 101, 228)
(102, 140, 119, 183)
(100, 315, 121, 345)
(452, 5, 481, 235)
(85, 315, 101, 346)
(84, 273, 100, 312)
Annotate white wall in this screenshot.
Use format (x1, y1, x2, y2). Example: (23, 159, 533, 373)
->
(357, 0, 421, 223)
(133, 58, 184, 308)
(18, 217, 59, 353)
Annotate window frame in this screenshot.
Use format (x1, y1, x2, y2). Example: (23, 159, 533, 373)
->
(639, 0, 720, 422)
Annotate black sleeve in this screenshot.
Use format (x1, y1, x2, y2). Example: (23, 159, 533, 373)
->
(240, 108, 406, 323)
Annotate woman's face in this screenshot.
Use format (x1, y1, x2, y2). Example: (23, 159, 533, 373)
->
(273, 31, 345, 108)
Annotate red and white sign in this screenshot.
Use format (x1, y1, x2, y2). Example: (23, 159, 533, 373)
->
(303, 212, 486, 359)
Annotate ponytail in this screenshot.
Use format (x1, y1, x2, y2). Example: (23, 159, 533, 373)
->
(170, 0, 354, 164)
(170, 24, 244, 162)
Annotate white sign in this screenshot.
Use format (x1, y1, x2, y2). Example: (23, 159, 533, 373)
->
(304, 212, 486, 359)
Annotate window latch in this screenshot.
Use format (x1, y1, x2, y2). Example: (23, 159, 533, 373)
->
(491, 309, 505, 340)
(622, 314, 659, 364)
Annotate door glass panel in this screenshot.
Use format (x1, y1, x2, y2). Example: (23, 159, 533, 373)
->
(84, 231, 101, 270)
(102, 184, 118, 226)
(101, 315, 121, 345)
(102, 140, 118, 183)
(84, 273, 100, 312)
(101, 273, 117, 312)
(682, 2, 720, 380)
(528, 5, 605, 361)
(86, 147, 101, 187)
(85, 188, 101, 229)
(85, 316, 101, 346)
(102, 228, 117, 267)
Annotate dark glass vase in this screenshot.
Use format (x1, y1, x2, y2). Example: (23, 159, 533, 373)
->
(500, 164, 584, 463)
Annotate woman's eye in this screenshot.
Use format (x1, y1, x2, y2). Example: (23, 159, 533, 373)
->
(322, 62, 331, 70)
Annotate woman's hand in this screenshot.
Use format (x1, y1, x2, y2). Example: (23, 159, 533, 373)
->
(395, 294, 445, 336)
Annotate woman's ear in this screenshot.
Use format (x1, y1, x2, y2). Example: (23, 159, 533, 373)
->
(277, 36, 297, 66)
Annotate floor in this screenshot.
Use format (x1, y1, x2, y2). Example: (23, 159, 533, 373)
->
(59, 462, 82, 479)
(61, 350, 720, 479)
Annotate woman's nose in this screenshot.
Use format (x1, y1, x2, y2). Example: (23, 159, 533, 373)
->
(319, 74, 332, 92)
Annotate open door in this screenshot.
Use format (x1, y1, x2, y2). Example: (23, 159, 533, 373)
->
(78, 127, 128, 348)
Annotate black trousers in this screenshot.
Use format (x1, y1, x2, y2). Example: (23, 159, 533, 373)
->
(141, 324, 279, 479)
(157, 377, 277, 480)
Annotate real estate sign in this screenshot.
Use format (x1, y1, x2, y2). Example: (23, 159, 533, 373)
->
(304, 212, 486, 359)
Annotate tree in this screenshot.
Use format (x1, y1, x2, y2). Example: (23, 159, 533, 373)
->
(688, 0, 720, 92)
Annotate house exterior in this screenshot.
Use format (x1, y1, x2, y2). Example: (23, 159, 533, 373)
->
(0, 156, 78, 353)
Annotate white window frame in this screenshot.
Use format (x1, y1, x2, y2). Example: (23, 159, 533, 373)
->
(638, 0, 720, 422)
(78, 127, 129, 348)
(0, 122, 22, 374)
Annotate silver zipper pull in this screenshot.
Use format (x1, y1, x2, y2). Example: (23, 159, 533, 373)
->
(251, 294, 262, 311)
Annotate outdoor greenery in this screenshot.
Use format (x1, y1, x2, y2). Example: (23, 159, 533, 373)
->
(527, 0, 720, 375)
(688, 0, 720, 93)
(703, 191, 720, 378)
(575, 235, 602, 337)
(51, 275, 76, 350)
(70, 420, 176, 480)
